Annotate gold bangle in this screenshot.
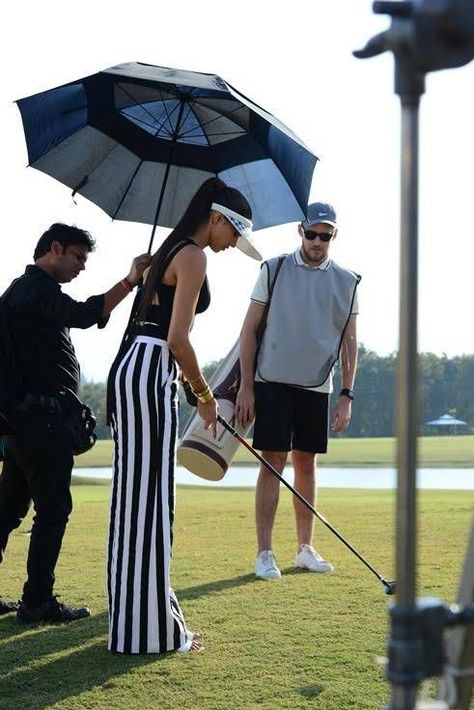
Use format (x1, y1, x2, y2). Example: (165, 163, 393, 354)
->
(194, 386, 211, 398)
(192, 384, 210, 397)
(196, 388, 214, 404)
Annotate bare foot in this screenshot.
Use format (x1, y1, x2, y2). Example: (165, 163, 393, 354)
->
(190, 632, 204, 652)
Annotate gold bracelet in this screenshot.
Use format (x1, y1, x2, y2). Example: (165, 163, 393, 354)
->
(194, 385, 211, 397)
(195, 388, 214, 404)
(192, 382, 209, 396)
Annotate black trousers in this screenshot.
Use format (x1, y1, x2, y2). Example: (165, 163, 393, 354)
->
(0, 405, 73, 606)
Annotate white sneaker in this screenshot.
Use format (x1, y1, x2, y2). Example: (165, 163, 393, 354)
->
(294, 544, 334, 573)
(255, 550, 281, 580)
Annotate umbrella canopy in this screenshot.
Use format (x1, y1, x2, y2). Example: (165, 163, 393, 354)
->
(426, 413, 467, 426)
(16, 62, 318, 249)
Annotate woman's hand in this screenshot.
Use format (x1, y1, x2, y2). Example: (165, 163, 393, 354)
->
(197, 398, 219, 439)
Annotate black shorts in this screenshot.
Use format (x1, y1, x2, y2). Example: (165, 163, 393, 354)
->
(252, 382, 329, 454)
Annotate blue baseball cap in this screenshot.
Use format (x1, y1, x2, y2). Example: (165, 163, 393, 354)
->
(302, 202, 337, 229)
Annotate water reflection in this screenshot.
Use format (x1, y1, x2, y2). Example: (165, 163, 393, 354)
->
(74, 465, 474, 490)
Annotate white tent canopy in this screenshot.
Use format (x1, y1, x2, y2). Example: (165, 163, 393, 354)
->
(426, 413, 467, 426)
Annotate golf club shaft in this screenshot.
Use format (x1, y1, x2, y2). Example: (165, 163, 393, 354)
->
(217, 414, 390, 586)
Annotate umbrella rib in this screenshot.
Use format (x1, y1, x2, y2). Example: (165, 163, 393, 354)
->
(116, 83, 246, 143)
(111, 159, 145, 221)
(192, 97, 247, 125)
(183, 100, 245, 136)
(116, 82, 175, 138)
(151, 88, 183, 138)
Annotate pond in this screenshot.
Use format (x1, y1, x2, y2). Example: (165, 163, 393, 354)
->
(74, 465, 474, 490)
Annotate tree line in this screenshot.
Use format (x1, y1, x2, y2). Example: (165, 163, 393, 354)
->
(79, 348, 473, 440)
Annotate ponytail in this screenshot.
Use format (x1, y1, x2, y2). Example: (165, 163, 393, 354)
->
(137, 178, 251, 319)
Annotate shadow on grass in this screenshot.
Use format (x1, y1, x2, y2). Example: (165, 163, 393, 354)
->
(178, 572, 259, 599)
(0, 573, 267, 708)
(298, 684, 325, 698)
(0, 611, 173, 710)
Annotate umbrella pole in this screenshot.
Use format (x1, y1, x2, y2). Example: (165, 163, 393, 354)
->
(147, 101, 187, 254)
(147, 160, 172, 253)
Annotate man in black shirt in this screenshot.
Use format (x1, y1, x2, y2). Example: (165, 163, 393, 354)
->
(0, 223, 150, 622)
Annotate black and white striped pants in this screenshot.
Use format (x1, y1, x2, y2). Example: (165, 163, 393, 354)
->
(107, 335, 192, 654)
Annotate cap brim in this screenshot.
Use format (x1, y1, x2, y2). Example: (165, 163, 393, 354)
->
(236, 235, 262, 261)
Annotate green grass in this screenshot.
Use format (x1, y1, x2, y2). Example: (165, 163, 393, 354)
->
(1, 485, 472, 709)
(76, 434, 474, 468)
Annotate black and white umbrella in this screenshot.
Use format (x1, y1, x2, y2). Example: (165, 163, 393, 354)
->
(17, 62, 318, 250)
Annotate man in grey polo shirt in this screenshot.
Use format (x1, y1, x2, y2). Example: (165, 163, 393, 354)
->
(236, 202, 360, 580)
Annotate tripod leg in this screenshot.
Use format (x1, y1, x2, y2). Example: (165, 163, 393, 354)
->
(438, 519, 474, 709)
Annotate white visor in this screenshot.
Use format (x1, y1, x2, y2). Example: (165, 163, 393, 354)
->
(211, 202, 262, 261)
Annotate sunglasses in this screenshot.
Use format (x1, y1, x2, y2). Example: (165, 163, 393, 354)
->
(303, 229, 334, 242)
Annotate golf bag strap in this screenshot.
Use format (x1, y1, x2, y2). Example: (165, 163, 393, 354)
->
(256, 254, 286, 345)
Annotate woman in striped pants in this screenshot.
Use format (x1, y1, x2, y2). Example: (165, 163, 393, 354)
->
(106, 178, 261, 654)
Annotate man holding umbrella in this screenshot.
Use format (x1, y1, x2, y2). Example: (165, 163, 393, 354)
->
(0, 222, 150, 621)
(236, 203, 360, 580)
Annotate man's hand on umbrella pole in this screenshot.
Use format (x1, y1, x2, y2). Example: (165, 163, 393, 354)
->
(126, 253, 152, 288)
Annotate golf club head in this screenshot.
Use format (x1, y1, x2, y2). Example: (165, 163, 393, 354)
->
(382, 580, 396, 595)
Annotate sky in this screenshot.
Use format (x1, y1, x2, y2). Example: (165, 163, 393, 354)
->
(2, 0, 474, 382)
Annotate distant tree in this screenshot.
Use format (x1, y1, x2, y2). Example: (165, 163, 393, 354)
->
(80, 349, 473, 440)
(333, 345, 397, 437)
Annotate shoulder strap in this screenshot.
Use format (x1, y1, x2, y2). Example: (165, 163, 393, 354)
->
(256, 254, 286, 344)
(267, 255, 285, 304)
(161, 238, 194, 270)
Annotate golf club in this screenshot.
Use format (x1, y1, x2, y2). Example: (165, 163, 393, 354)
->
(217, 414, 396, 596)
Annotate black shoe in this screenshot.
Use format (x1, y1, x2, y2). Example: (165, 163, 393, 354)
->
(17, 596, 90, 623)
(0, 597, 19, 615)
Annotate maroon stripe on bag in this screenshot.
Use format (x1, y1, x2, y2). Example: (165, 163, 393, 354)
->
(179, 439, 228, 474)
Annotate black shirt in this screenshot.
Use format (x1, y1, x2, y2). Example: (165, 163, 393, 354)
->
(4, 265, 108, 396)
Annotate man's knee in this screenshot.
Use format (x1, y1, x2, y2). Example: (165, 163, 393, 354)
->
(292, 449, 316, 473)
(261, 450, 288, 470)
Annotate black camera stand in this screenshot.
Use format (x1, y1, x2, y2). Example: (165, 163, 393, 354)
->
(355, 2, 474, 708)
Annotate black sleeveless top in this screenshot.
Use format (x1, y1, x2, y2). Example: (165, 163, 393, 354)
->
(106, 240, 210, 423)
(137, 238, 210, 339)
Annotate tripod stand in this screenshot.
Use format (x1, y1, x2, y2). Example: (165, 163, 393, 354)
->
(438, 521, 474, 708)
(355, 2, 474, 708)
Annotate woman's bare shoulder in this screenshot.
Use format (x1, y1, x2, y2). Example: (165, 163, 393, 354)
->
(174, 242, 207, 268)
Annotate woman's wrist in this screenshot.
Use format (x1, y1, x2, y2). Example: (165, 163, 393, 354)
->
(194, 386, 214, 404)
(188, 374, 206, 390)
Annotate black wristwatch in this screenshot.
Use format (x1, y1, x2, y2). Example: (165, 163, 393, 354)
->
(339, 388, 354, 400)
